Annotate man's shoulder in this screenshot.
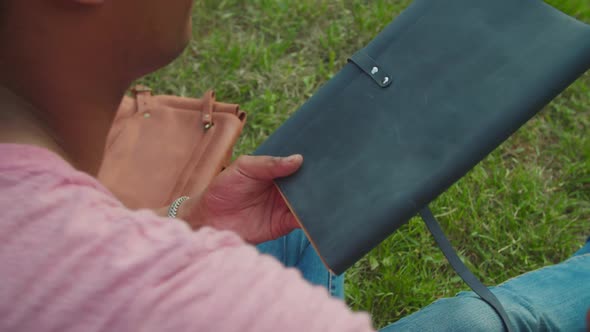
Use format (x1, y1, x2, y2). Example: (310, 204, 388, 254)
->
(0, 143, 126, 229)
(0, 143, 112, 200)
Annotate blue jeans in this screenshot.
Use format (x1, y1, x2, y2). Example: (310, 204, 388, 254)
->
(257, 229, 344, 299)
(259, 232, 590, 331)
(382, 239, 590, 331)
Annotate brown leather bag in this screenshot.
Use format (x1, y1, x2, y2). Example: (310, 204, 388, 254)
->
(98, 85, 246, 210)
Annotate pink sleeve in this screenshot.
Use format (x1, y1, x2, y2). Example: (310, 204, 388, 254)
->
(0, 158, 375, 332)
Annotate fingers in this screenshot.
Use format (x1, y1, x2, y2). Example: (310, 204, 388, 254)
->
(233, 154, 303, 181)
(270, 206, 302, 241)
(283, 213, 301, 232)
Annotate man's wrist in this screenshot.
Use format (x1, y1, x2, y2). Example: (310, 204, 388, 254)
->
(176, 197, 207, 230)
(154, 197, 206, 230)
(154, 206, 169, 218)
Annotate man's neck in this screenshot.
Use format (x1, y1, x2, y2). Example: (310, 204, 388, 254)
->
(0, 80, 127, 176)
(0, 5, 136, 176)
(0, 86, 71, 162)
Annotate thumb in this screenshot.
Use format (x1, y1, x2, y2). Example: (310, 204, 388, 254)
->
(232, 154, 303, 180)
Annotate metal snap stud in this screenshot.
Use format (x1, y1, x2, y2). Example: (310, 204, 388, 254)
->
(371, 67, 379, 75)
(382, 76, 390, 85)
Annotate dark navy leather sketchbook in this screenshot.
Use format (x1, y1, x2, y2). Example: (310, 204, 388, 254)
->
(255, 0, 590, 276)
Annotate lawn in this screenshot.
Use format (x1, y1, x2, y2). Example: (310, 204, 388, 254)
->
(141, 0, 590, 328)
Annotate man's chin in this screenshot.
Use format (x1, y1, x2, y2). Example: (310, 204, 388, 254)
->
(163, 24, 193, 67)
(132, 22, 193, 79)
(144, 38, 191, 75)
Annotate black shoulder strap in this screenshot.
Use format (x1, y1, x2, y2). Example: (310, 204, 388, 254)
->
(419, 207, 515, 332)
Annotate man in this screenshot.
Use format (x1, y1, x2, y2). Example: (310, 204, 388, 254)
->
(0, 1, 371, 331)
(0, 1, 588, 331)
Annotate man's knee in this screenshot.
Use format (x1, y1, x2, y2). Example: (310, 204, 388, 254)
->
(384, 293, 505, 331)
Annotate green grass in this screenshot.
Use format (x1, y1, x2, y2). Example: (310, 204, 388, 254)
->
(141, 1, 590, 328)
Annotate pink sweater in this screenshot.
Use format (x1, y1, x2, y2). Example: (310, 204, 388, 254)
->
(0, 144, 374, 332)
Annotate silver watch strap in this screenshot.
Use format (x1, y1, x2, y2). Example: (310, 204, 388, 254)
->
(167, 196, 189, 218)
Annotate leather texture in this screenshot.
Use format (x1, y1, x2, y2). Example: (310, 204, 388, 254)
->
(98, 86, 246, 210)
(254, 0, 590, 275)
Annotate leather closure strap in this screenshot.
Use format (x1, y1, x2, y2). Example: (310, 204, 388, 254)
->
(201, 90, 215, 130)
(419, 207, 515, 332)
(348, 50, 393, 88)
(132, 85, 153, 115)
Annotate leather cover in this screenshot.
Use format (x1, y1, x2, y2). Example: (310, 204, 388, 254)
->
(98, 86, 246, 210)
(254, 0, 590, 275)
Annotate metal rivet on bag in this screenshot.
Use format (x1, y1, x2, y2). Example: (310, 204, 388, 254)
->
(371, 67, 379, 75)
(143, 113, 151, 118)
(382, 76, 390, 85)
(204, 123, 214, 130)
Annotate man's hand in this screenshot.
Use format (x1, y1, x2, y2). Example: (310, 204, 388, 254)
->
(176, 154, 303, 244)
